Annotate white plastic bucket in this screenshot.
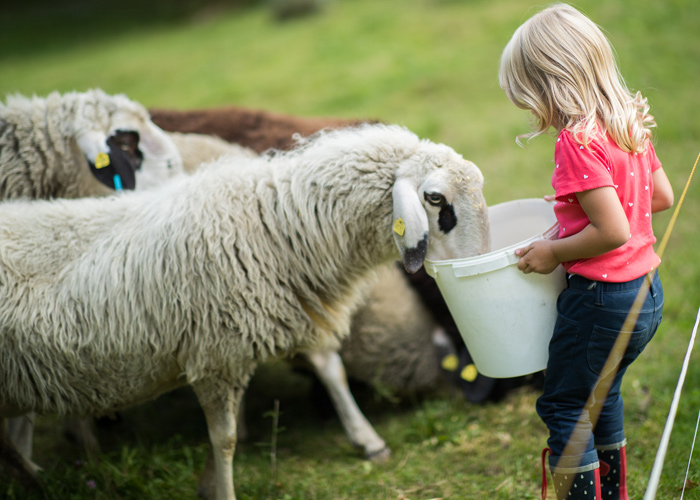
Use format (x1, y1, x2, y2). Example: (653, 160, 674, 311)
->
(424, 198, 567, 378)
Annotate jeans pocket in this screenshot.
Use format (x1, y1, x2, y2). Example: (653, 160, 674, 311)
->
(588, 324, 648, 377)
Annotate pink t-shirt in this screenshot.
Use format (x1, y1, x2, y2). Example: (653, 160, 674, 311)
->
(551, 129, 662, 282)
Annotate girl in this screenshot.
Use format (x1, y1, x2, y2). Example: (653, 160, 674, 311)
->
(498, 4, 674, 500)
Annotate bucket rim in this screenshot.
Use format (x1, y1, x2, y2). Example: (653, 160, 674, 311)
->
(425, 222, 558, 268)
(424, 197, 559, 274)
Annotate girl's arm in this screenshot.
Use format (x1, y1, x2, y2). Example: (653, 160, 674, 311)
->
(515, 186, 629, 274)
(651, 167, 674, 213)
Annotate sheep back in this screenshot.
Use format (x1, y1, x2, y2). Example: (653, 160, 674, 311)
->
(149, 106, 375, 154)
(166, 131, 257, 173)
(0, 89, 183, 200)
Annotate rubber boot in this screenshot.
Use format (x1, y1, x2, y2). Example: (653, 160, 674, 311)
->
(542, 448, 602, 500)
(550, 465, 601, 499)
(596, 444, 628, 500)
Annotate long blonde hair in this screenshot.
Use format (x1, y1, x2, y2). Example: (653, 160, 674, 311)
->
(498, 3, 655, 153)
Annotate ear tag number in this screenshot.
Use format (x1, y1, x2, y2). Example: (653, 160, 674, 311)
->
(393, 218, 405, 236)
(95, 152, 111, 169)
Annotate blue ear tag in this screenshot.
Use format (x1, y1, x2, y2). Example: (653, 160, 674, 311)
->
(113, 175, 123, 191)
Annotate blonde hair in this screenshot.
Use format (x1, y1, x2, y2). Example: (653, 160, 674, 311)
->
(498, 3, 655, 153)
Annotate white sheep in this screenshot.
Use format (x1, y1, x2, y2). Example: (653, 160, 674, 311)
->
(169, 129, 459, 467)
(166, 131, 258, 174)
(0, 88, 184, 197)
(0, 89, 185, 469)
(0, 123, 489, 500)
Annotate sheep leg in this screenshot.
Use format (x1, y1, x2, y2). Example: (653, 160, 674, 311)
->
(6, 414, 35, 462)
(193, 381, 243, 500)
(304, 350, 390, 461)
(63, 416, 101, 456)
(0, 418, 43, 492)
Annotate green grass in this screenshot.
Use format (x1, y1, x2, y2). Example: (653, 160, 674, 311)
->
(2, 0, 700, 498)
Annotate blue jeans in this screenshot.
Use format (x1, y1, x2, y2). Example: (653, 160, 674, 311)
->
(536, 271, 664, 471)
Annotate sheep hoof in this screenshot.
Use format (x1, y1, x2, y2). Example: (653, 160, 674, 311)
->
(365, 445, 391, 463)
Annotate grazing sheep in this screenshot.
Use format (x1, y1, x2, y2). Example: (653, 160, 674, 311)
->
(0, 88, 184, 198)
(0, 124, 488, 500)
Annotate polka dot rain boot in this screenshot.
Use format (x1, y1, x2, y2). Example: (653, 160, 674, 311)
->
(542, 448, 602, 500)
(596, 443, 628, 500)
(550, 466, 601, 499)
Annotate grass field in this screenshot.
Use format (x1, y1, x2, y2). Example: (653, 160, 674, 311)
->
(2, 0, 700, 498)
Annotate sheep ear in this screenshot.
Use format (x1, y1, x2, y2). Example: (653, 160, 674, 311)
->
(76, 130, 109, 164)
(392, 178, 429, 274)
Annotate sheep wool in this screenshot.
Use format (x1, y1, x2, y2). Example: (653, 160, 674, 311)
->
(341, 263, 450, 394)
(166, 131, 258, 173)
(0, 89, 183, 199)
(150, 105, 370, 154)
(0, 123, 488, 500)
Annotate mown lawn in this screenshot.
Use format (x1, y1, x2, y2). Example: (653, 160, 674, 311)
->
(1, 0, 700, 498)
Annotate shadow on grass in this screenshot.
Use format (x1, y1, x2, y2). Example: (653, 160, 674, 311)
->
(25, 358, 430, 469)
(7, 357, 545, 499)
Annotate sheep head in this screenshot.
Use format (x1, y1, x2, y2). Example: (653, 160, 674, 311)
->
(392, 142, 489, 273)
(72, 89, 184, 192)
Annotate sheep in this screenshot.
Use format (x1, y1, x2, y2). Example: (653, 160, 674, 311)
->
(158, 117, 465, 465)
(339, 263, 455, 395)
(149, 105, 372, 154)
(166, 131, 258, 174)
(166, 129, 457, 467)
(150, 106, 491, 398)
(0, 123, 489, 500)
(0, 88, 184, 198)
(156, 105, 537, 404)
(0, 88, 185, 476)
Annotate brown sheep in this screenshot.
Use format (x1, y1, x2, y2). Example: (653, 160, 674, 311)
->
(149, 105, 372, 154)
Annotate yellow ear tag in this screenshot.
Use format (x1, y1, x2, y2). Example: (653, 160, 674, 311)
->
(441, 354, 459, 372)
(393, 218, 405, 236)
(94, 152, 110, 169)
(460, 364, 479, 383)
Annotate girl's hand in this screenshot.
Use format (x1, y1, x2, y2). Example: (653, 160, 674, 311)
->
(516, 186, 629, 274)
(515, 240, 560, 274)
(543, 194, 556, 202)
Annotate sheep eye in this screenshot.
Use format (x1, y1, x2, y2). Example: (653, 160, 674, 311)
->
(424, 192, 444, 207)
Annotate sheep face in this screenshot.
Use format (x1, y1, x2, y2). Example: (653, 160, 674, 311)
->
(74, 90, 184, 192)
(393, 144, 489, 273)
(115, 108, 185, 191)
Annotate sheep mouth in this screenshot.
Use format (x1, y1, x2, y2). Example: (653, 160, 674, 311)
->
(401, 233, 429, 274)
